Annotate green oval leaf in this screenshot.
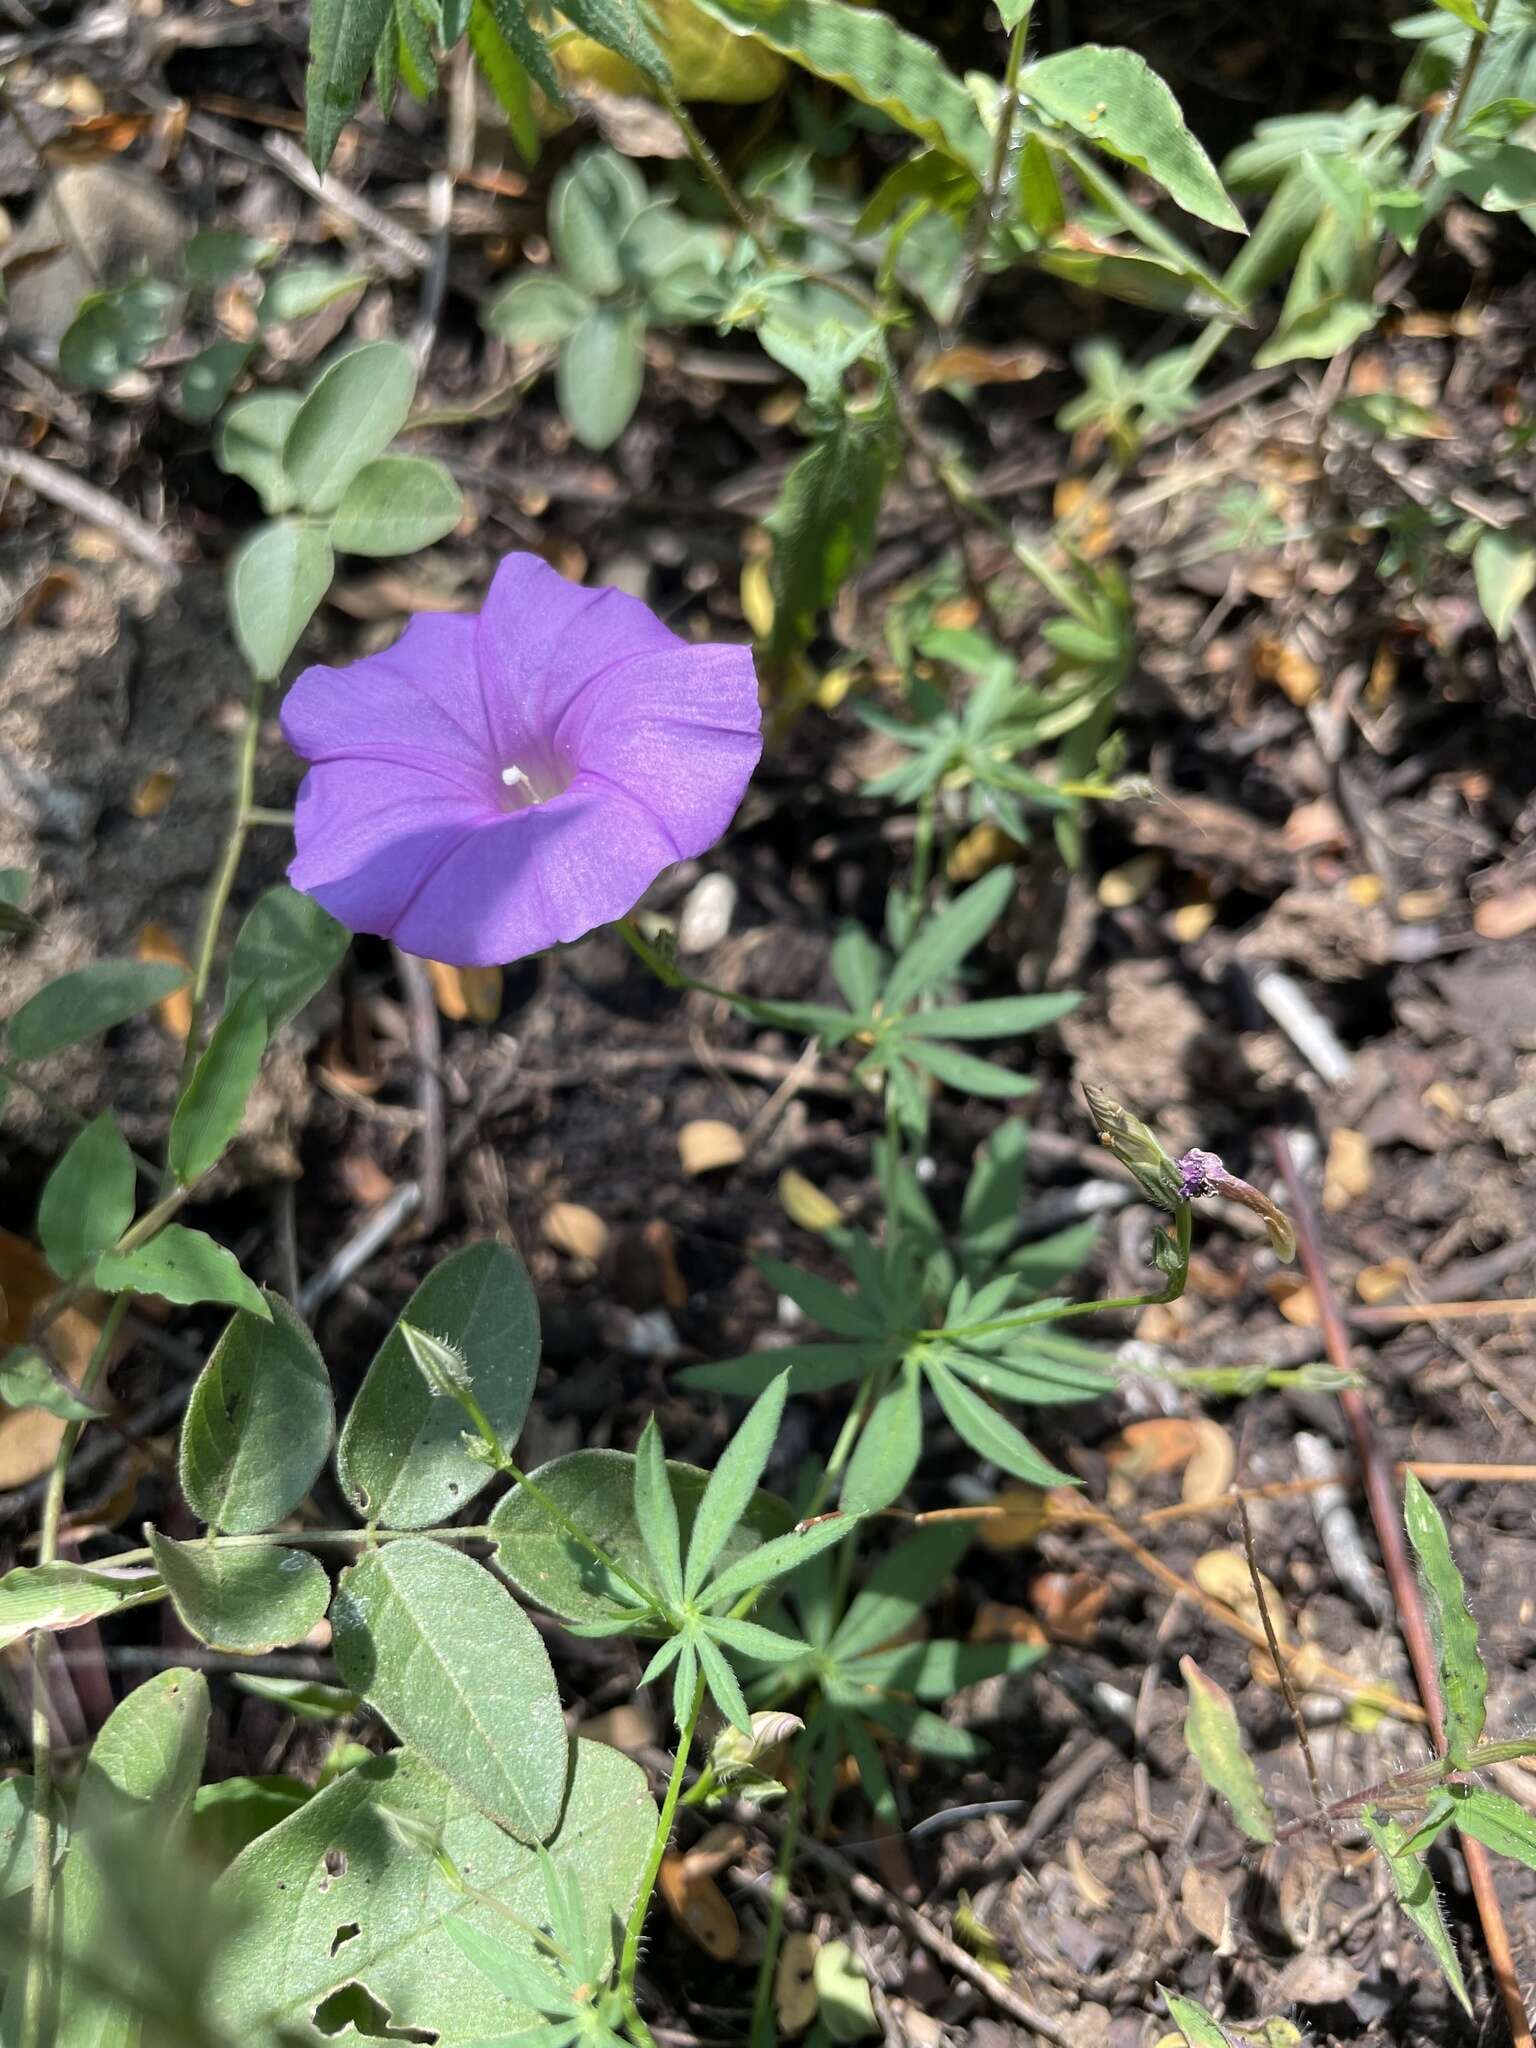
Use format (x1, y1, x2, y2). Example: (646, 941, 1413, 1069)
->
(179, 338, 255, 425)
(1472, 526, 1536, 642)
(96, 1225, 270, 1320)
(58, 277, 180, 391)
(483, 270, 592, 346)
(37, 1111, 136, 1281)
(8, 960, 189, 1060)
(169, 984, 269, 1186)
(147, 1530, 331, 1653)
(257, 262, 369, 328)
(331, 455, 463, 556)
(492, 1449, 794, 1623)
(209, 1740, 654, 2038)
(282, 340, 417, 513)
(1179, 1654, 1275, 1843)
(216, 392, 302, 514)
(337, 1241, 539, 1528)
(0, 1560, 164, 1652)
(227, 520, 334, 682)
(556, 302, 645, 451)
(183, 229, 281, 287)
(331, 1540, 567, 1841)
(1019, 46, 1245, 232)
(180, 1292, 334, 1534)
(548, 145, 648, 296)
(224, 882, 350, 1031)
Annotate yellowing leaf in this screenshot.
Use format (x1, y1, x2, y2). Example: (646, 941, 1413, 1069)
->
(1323, 1128, 1372, 1213)
(1194, 1549, 1290, 1644)
(778, 1169, 842, 1233)
(137, 923, 193, 1039)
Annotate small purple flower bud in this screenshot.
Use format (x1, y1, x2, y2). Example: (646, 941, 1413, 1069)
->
(1175, 1149, 1296, 1262)
(1176, 1148, 1224, 1201)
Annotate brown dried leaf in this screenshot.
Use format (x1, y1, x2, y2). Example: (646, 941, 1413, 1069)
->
(947, 822, 1020, 884)
(1322, 1128, 1372, 1213)
(1106, 1418, 1202, 1486)
(975, 1488, 1049, 1551)
(1194, 1549, 1291, 1643)
(657, 1853, 740, 1960)
(1474, 888, 1536, 940)
(969, 1601, 1048, 1647)
(423, 960, 502, 1023)
(775, 1932, 820, 2036)
(136, 924, 192, 1040)
(129, 768, 177, 820)
(1181, 1419, 1236, 1505)
(1356, 1257, 1411, 1305)
(1253, 634, 1322, 706)
(1065, 1836, 1114, 1911)
(1180, 1864, 1237, 1951)
(1029, 1570, 1109, 1646)
(542, 1202, 609, 1264)
(915, 344, 1054, 392)
(0, 1232, 102, 1487)
(678, 1119, 745, 1175)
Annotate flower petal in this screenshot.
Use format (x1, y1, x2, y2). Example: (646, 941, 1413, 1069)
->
(287, 757, 489, 940)
(281, 613, 492, 790)
(558, 643, 762, 854)
(474, 554, 684, 772)
(389, 783, 684, 967)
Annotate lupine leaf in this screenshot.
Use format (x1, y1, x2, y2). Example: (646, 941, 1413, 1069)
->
(1361, 1808, 1472, 2014)
(882, 867, 1015, 1012)
(685, 1372, 789, 1597)
(634, 1416, 684, 1606)
(840, 1355, 922, 1514)
(703, 1513, 858, 1609)
(306, 0, 393, 172)
(766, 399, 900, 660)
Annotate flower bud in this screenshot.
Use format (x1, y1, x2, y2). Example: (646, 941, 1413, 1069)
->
(399, 1322, 472, 1398)
(710, 1710, 805, 1779)
(1082, 1083, 1187, 1211)
(1175, 1150, 1296, 1263)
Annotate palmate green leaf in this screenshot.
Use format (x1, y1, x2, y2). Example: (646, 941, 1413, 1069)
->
(97, 1223, 268, 1318)
(882, 866, 1015, 1013)
(468, 1, 540, 162)
(557, 303, 646, 452)
(210, 1741, 654, 2043)
(170, 983, 268, 1185)
(225, 882, 350, 1030)
(493, 1449, 793, 1622)
(227, 520, 335, 682)
(829, 923, 886, 1016)
(926, 1355, 1073, 1488)
(672, 1634, 700, 1735)
(841, 1354, 922, 1514)
(1402, 1471, 1486, 1764)
(7, 959, 189, 1059)
(703, 1512, 858, 1610)
(1020, 46, 1244, 232)
(37, 1110, 135, 1281)
(306, 0, 393, 173)
(1450, 1785, 1536, 1869)
(1361, 1808, 1472, 2015)
(706, 1614, 808, 1663)
(901, 1038, 1032, 1099)
(939, 1340, 1114, 1407)
(696, 1627, 752, 1733)
(678, 1339, 902, 1397)
(332, 1540, 567, 1843)
(1179, 1655, 1275, 1843)
(147, 1530, 331, 1654)
(180, 1292, 333, 1532)
(332, 455, 464, 555)
(0, 1559, 164, 1651)
(338, 1241, 539, 1527)
(634, 1416, 684, 1606)
(832, 1680, 983, 1761)
(829, 1524, 969, 1664)
(49, 1668, 210, 2048)
(481, 0, 565, 102)
(284, 340, 418, 513)
(689, 0, 988, 174)
(686, 1371, 789, 1597)
(839, 1707, 898, 1825)
(766, 396, 900, 661)
(758, 1258, 885, 1339)
(846, 1637, 1046, 1697)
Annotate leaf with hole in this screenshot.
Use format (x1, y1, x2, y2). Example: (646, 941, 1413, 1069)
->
(209, 1740, 654, 2038)
(180, 1293, 334, 1533)
(337, 1241, 539, 1527)
(147, 1531, 331, 1654)
(7, 960, 189, 1060)
(330, 1540, 568, 1841)
(37, 1111, 135, 1281)
(97, 1226, 268, 1319)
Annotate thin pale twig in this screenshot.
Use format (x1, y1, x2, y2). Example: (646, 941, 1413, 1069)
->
(0, 446, 181, 574)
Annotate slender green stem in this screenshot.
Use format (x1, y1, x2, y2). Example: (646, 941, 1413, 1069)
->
(21, 1291, 131, 2048)
(1413, 0, 1501, 184)
(619, 1677, 705, 2013)
(951, 5, 1032, 336)
(242, 806, 295, 828)
(908, 786, 938, 927)
(936, 1203, 1192, 1341)
(661, 86, 761, 241)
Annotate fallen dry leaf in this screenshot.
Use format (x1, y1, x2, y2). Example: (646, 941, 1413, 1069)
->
(424, 960, 502, 1023)
(1181, 1418, 1236, 1505)
(542, 1202, 609, 1264)
(1097, 852, 1162, 909)
(1105, 1418, 1202, 1499)
(1180, 1865, 1238, 1952)
(1356, 1257, 1412, 1304)
(1169, 899, 1218, 942)
(679, 1120, 745, 1175)
(775, 1932, 820, 2036)
(1474, 888, 1536, 940)
(1253, 634, 1322, 707)
(947, 822, 1020, 883)
(1194, 1549, 1290, 1643)
(1053, 475, 1114, 558)
(136, 924, 192, 1040)
(1323, 1127, 1372, 1212)
(915, 343, 1054, 392)
(778, 1170, 843, 1233)
(1283, 797, 1348, 854)
(1029, 1570, 1109, 1646)
(657, 1852, 740, 1960)
(970, 1601, 1048, 1647)
(338, 1153, 396, 1208)
(684, 1823, 748, 1879)
(129, 768, 177, 819)
(0, 1232, 103, 1488)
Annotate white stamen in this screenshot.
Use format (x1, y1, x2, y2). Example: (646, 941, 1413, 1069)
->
(501, 763, 530, 788)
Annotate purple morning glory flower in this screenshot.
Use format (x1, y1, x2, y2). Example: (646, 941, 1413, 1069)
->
(281, 554, 762, 967)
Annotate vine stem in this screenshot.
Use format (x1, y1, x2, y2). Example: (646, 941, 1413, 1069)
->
(1412, 0, 1502, 186)
(619, 1676, 705, 2021)
(177, 675, 267, 1093)
(950, 2, 1032, 338)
